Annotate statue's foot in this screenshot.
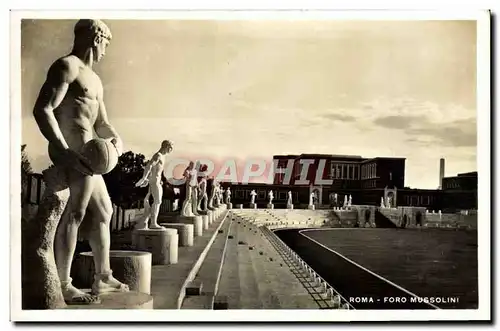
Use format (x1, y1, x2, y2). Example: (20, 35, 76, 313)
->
(92, 271, 130, 295)
(61, 278, 101, 305)
(133, 220, 148, 230)
(149, 223, 165, 230)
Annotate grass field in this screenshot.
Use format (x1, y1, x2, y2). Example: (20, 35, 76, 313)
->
(303, 228, 478, 309)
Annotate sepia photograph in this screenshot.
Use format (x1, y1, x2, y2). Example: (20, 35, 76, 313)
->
(10, 9, 491, 322)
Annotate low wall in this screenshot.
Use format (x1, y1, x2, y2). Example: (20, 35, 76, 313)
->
(331, 210, 359, 227)
(425, 213, 477, 229)
(351, 205, 376, 227)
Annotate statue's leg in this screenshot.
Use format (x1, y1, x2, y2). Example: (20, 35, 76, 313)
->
(197, 193, 203, 211)
(181, 186, 192, 216)
(203, 194, 208, 211)
(191, 188, 200, 216)
(87, 175, 130, 295)
(135, 191, 151, 230)
(54, 169, 100, 304)
(149, 183, 163, 229)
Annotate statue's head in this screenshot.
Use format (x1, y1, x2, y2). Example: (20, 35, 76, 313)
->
(160, 140, 173, 153)
(74, 19, 112, 63)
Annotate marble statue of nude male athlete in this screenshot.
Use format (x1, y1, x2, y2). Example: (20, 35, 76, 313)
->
(32, 19, 129, 304)
(134, 140, 173, 230)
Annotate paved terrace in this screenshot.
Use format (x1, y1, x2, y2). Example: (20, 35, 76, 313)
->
(106, 208, 333, 309)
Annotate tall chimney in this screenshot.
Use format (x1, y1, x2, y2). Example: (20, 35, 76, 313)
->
(439, 158, 445, 189)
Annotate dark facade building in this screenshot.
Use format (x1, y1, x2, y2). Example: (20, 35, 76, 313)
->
(226, 154, 477, 211)
(441, 171, 478, 211)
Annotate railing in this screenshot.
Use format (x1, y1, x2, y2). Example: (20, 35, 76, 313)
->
(259, 224, 354, 310)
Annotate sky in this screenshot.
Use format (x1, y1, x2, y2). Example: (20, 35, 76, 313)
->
(19, 19, 477, 189)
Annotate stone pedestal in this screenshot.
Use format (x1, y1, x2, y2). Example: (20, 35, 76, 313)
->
(22, 167, 68, 309)
(287, 204, 294, 209)
(308, 204, 315, 210)
(160, 223, 194, 247)
(250, 203, 257, 209)
(132, 228, 178, 265)
(177, 215, 203, 237)
(197, 210, 209, 230)
(73, 250, 152, 294)
(267, 204, 274, 209)
(206, 210, 213, 225)
(64, 291, 153, 309)
(226, 203, 232, 210)
(202, 214, 209, 230)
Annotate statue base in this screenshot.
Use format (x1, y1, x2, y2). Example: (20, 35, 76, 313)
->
(267, 204, 274, 209)
(132, 228, 178, 265)
(287, 204, 294, 209)
(206, 210, 214, 225)
(72, 250, 152, 295)
(250, 203, 257, 209)
(160, 223, 194, 247)
(177, 215, 203, 237)
(308, 204, 315, 210)
(64, 290, 153, 309)
(226, 203, 233, 210)
(202, 214, 209, 230)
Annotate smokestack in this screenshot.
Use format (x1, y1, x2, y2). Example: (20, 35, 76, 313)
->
(439, 158, 445, 189)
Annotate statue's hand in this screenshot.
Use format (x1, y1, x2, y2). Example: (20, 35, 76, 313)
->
(110, 138, 123, 156)
(135, 178, 148, 187)
(63, 149, 94, 176)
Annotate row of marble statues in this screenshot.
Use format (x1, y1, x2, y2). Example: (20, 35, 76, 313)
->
(180, 162, 232, 218)
(133, 152, 237, 231)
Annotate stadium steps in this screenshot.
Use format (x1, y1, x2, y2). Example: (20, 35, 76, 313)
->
(217, 217, 263, 309)
(180, 214, 232, 309)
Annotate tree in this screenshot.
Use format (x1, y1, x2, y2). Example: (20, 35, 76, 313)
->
(21, 144, 33, 206)
(103, 151, 147, 208)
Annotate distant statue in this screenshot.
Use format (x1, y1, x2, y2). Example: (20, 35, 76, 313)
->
(197, 167, 208, 213)
(219, 187, 224, 206)
(380, 197, 385, 208)
(250, 190, 257, 204)
(27, 19, 129, 307)
(343, 195, 348, 208)
(268, 190, 274, 204)
(309, 192, 315, 206)
(225, 187, 231, 204)
(208, 179, 218, 209)
(135, 140, 173, 230)
(181, 161, 199, 216)
(287, 191, 293, 206)
(215, 183, 222, 206)
(348, 195, 352, 207)
(386, 195, 392, 209)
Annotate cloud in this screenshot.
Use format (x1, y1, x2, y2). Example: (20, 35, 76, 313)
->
(358, 97, 476, 148)
(319, 113, 357, 122)
(407, 118, 477, 148)
(373, 115, 422, 129)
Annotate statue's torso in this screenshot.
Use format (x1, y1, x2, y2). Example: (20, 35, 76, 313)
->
(148, 153, 165, 183)
(53, 57, 103, 151)
(49, 57, 104, 163)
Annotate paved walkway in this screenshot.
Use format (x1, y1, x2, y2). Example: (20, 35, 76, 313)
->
(216, 212, 320, 309)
